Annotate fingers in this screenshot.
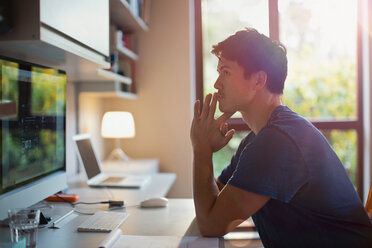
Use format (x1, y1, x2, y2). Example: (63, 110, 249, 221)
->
(226, 129, 235, 137)
(216, 111, 235, 124)
(201, 93, 212, 118)
(195, 93, 233, 122)
(223, 129, 235, 146)
(194, 100, 200, 119)
(220, 122, 228, 136)
(208, 93, 217, 119)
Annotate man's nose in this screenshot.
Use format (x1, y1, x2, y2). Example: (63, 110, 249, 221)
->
(214, 76, 221, 89)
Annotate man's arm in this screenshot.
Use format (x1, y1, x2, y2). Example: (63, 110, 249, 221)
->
(190, 94, 269, 237)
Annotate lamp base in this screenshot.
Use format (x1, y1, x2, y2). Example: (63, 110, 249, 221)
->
(106, 148, 130, 163)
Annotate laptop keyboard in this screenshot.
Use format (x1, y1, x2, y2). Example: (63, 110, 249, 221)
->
(102, 177, 125, 183)
(77, 211, 129, 232)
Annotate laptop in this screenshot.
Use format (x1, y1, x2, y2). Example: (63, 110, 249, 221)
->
(73, 134, 150, 189)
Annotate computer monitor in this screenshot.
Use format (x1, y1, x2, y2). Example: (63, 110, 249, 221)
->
(0, 57, 67, 220)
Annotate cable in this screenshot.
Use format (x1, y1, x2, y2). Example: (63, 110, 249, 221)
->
(73, 201, 104, 205)
(52, 194, 125, 216)
(73, 200, 124, 207)
(72, 209, 95, 215)
(53, 194, 124, 208)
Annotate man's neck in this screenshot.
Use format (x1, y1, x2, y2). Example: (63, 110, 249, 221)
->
(241, 94, 281, 135)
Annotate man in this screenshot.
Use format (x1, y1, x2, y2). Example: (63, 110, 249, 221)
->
(190, 28, 372, 247)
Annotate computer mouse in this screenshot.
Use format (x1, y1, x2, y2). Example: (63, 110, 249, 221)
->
(140, 197, 168, 208)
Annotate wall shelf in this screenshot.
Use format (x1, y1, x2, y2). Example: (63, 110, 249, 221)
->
(116, 91, 138, 99)
(117, 44, 138, 61)
(74, 0, 149, 98)
(110, 0, 149, 33)
(76, 81, 138, 99)
(97, 68, 132, 85)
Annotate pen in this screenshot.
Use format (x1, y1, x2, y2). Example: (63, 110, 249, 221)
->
(51, 209, 74, 228)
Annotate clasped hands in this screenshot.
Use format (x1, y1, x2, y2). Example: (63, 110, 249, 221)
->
(190, 93, 235, 155)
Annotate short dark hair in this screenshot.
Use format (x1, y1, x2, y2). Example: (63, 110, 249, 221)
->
(211, 28, 288, 94)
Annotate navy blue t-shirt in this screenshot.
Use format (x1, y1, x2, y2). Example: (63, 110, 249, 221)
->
(218, 105, 372, 247)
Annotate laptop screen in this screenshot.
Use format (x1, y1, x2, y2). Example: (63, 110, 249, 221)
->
(74, 138, 101, 179)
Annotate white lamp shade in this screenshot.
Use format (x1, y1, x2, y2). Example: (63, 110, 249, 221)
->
(101, 112, 135, 138)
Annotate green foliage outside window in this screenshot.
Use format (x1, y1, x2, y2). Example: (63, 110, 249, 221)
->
(0, 60, 19, 106)
(31, 67, 66, 116)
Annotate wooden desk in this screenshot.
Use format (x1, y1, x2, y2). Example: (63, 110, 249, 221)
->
(1, 175, 263, 248)
(101, 159, 159, 174)
(37, 199, 263, 248)
(122, 199, 263, 248)
(0, 173, 176, 247)
(67, 173, 176, 206)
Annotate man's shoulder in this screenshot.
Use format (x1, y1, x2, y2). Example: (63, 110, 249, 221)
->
(255, 125, 294, 146)
(265, 105, 324, 146)
(268, 105, 313, 129)
(244, 126, 301, 160)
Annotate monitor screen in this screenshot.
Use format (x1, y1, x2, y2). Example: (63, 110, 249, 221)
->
(0, 57, 67, 219)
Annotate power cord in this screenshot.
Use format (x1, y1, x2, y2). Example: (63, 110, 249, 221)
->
(52, 194, 125, 214)
(73, 200, 124, 207)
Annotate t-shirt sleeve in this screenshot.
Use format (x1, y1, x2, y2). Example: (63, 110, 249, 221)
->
(218, 132, 254, 185)
(227, 127, 309, 203)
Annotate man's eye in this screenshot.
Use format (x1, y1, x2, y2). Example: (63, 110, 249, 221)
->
(223, 70, 229, 75)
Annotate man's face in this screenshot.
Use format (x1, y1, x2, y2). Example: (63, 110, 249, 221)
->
(214, 57, 256, 113)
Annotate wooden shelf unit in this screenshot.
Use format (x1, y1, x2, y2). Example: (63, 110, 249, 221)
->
(76, 0, 149, 99)
(110, 0, 149, 33)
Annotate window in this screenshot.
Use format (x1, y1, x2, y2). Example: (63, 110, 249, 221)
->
(201, 0, 269, 118)
(195, 0, 363, 198)
(279, 0, 359, 188)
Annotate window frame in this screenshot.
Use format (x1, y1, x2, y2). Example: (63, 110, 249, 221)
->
(194, 0, 364, 200)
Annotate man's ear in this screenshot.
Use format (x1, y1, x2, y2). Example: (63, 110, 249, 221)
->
(254, 71, 267, 90)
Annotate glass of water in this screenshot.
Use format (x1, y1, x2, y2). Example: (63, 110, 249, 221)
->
(8, 209, 40, 248)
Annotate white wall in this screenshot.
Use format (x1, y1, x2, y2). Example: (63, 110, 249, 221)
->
(77, 94, 106, 162)
(66, 91, 105, 176)
(101, 0, 194, 198)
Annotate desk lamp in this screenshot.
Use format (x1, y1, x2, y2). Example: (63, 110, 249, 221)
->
(101, 111, 135, 162)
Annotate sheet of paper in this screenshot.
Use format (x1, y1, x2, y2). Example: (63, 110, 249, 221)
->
(110, 235, 218, 248)
(99, 229, 122, 248)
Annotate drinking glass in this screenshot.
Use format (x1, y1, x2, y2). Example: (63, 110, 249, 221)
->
(8, 209, 40, 248)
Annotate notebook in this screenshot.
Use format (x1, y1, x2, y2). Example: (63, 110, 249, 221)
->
(73, 134, 150, 189)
